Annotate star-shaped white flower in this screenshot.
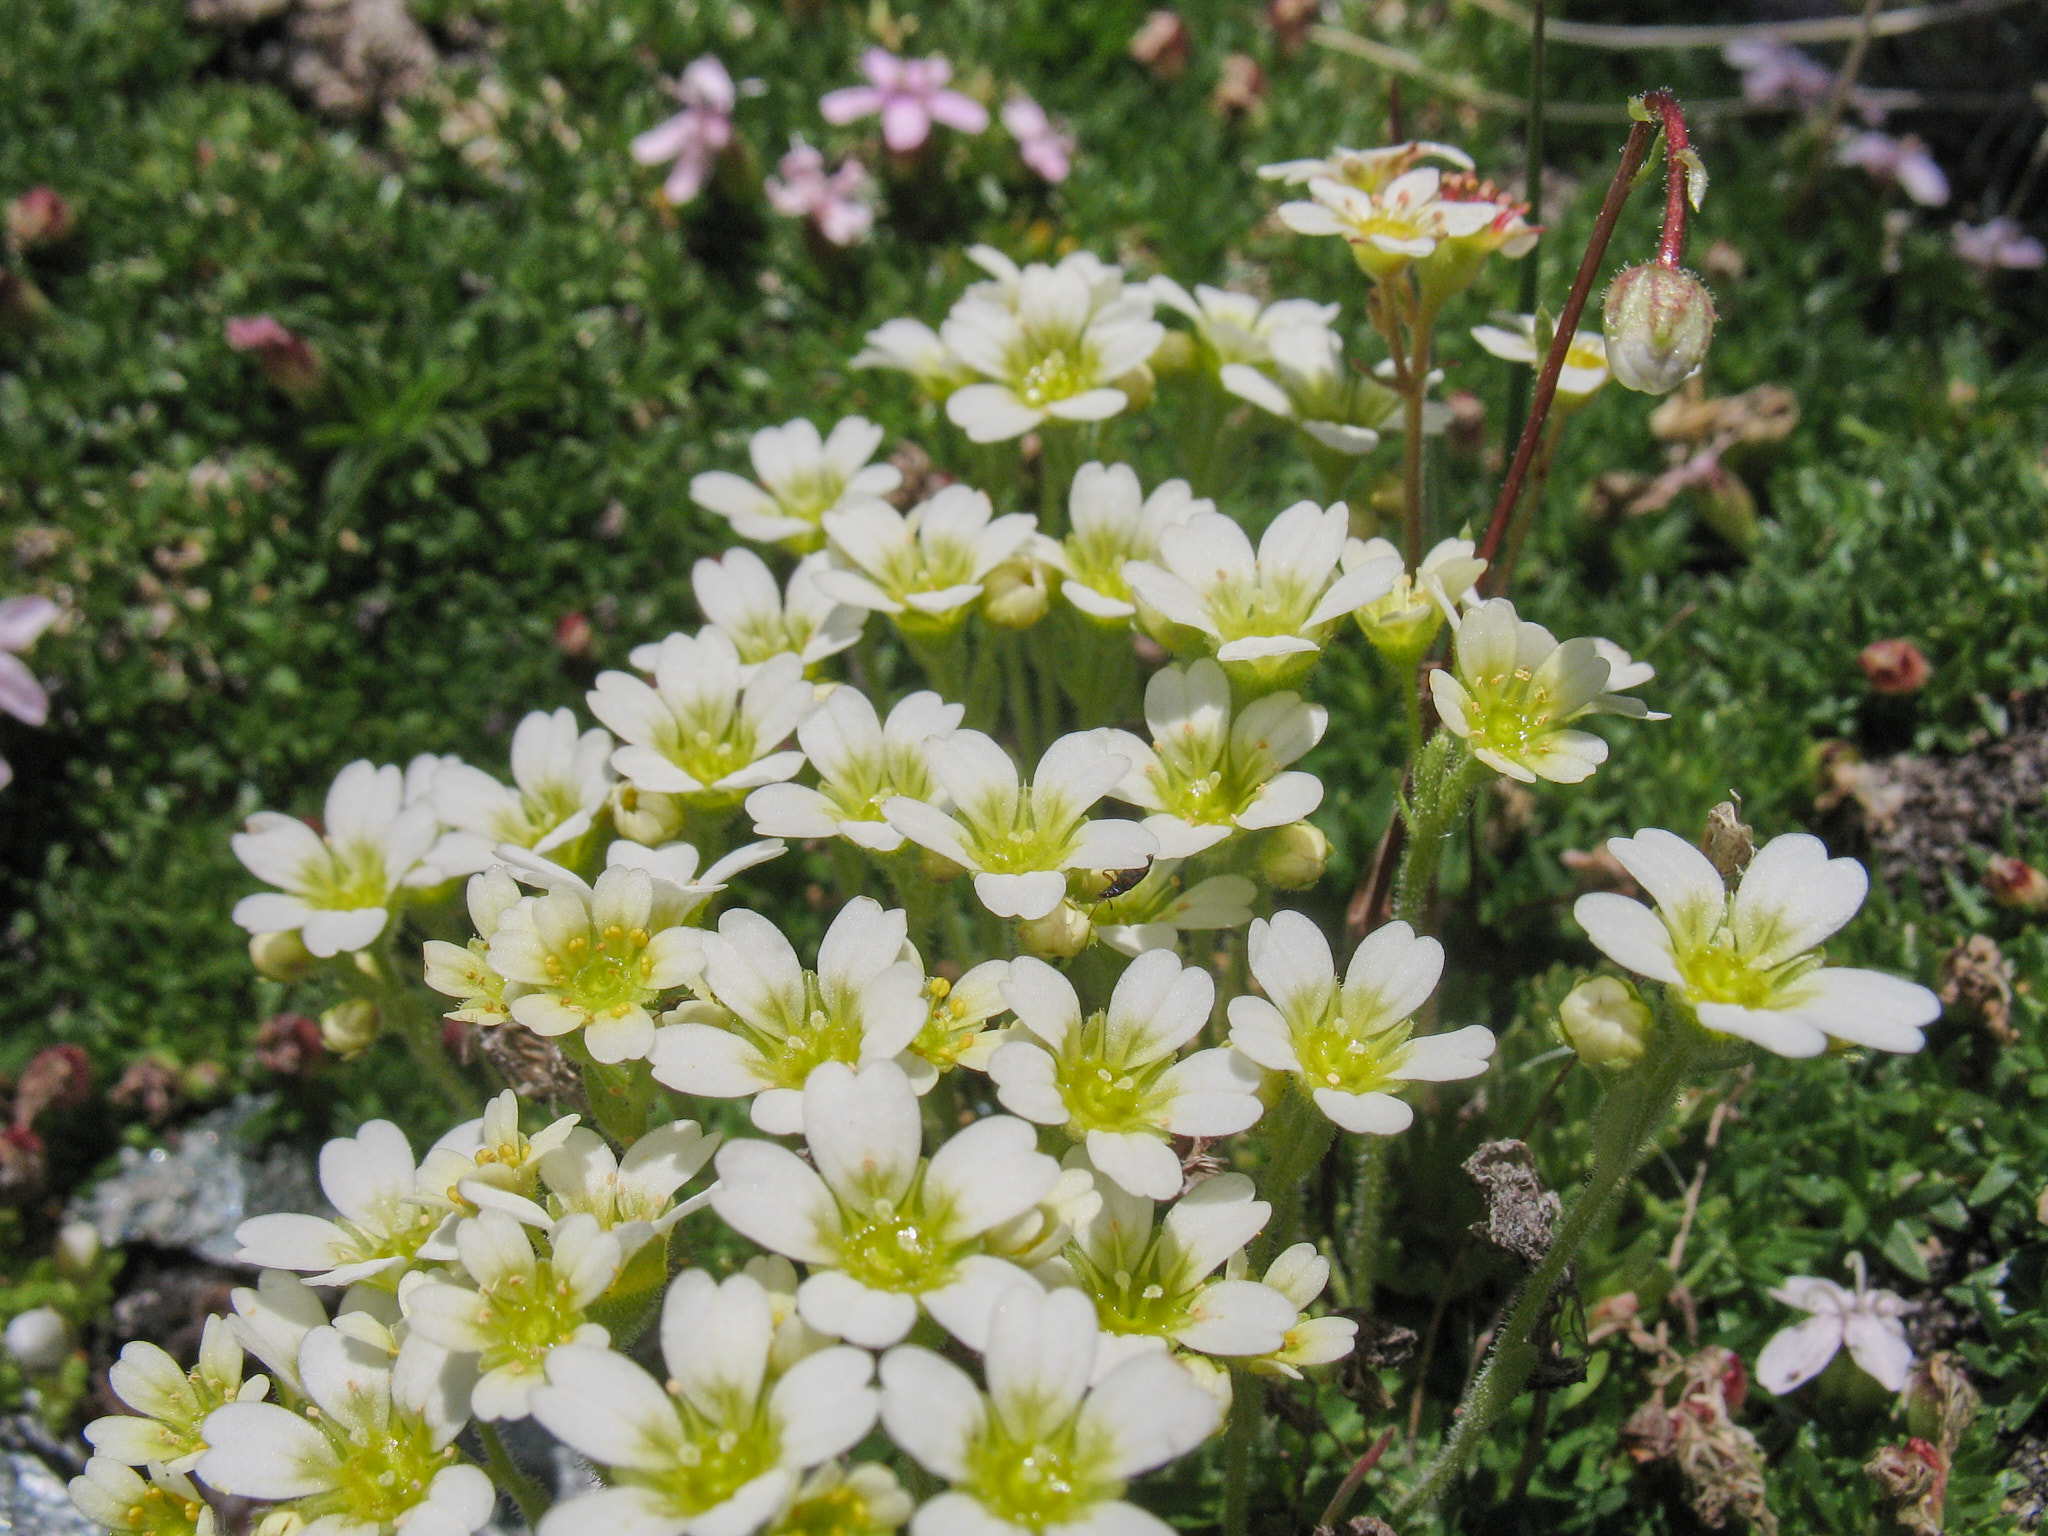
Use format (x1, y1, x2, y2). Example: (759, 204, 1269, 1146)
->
(648, 896, 929, 1134)
(627, 548, 862, 675)
(233, 1119, 444, 1287)
(746, 686, 964, 853)
(710, 1059, 1059, 1349)
(1573, 828, 1940, 1058)
(587, 627, 814, 803)
(426, 709, 614, 880)
(1122, 501, 1400, 686)
(991, 950, 1262, 1200)
(1757, 1254, 1916, 1394)
(816, 485, 1038, 636)
(690, 416, 902, 551)
(231, 760, 440, 958)
(880, 1284, 1220, 1536)
(1048, 461, 1210, 622)
(881, 729, 1155, 920)
(1229, 912, 1495, 1134)
(1102, 658, 1327, 858)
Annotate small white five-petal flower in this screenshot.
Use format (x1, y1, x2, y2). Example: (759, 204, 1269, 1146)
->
(690, 417, 903, 551)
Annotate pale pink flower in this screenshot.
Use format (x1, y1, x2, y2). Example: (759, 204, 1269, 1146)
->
(0, 596, 57, 790)
(631, 56, 736, 204)
(1000, 93, 1073, 184)
(1952, 215, 2046, 274)
(820, 48, 989, 154)
(765, 140, 876, 247)
(1836, 132, 1949, 208)
(1722, 41, 1834, 110)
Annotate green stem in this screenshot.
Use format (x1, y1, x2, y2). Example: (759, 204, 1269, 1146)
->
(368, 934, 476, 1117)
(904, 627, 970, 705)
(1348, 1138, 1392, 1315)
(1038, 425, 1083, 536)
(1251, 1089, 1338, 1269)
(885, 850, 943, 965)
(1391, 1026, 1700, 1520)
(1222, 1369, 1265, 1536)
(562, 1036, 654, 1145)
(477, 1419, 552, 1528)
(1392, 737, 1484, 927)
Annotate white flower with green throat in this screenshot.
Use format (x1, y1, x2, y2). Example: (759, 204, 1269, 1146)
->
(746, 686, 964, 854)
(1102, 657, 1328, 858)
(709, 1059, 1061, 1349)
(1229, 911, 1496, 1135)
(1046, 461, 1209, 624)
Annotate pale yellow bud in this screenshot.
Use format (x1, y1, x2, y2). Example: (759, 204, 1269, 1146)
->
(611, 783, 684, 845)
(54, 1221, 102, 1278)
(1258, 822, 1331, 891)
(1559, 976, 1650, 1068)
(249, 928, 316, 982)
(1017, 900, 1092, 960)
(319, 998, 382, 1058)
(980, 553, 1056, 630)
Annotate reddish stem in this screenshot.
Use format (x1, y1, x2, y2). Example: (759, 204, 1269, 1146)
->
(1477, 91, 1693, 580)
(1648, 91, 1694, 268)
(1316, 1428, 1399, 1531)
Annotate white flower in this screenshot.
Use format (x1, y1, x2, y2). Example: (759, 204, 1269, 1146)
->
(691, 418, 903, 551)
(1047, 462, 1210, 623)
(1430, 598, 1637, 785)
(426, 710, 615, 879)
(1087, 861, 1258, 957)
(1346, 535, 1486, 664)
(710, 1059, 1059, 1348)
(412, 1087, 584, 1219)
(1148, 278, 1338, 370)
(1277, 168, 1494, 279)
(816, 485, 1037, 635)
(648, 897, 929, 1134)
(234, 1119, 444, 1287)
(462, 1118, 720, 1267)
(1471, 315, 1610, 404)
(587, 628, 814, 802)
(231, 760, 439, 957)
(1103, 658, 1327, 857)
(69, 1457, 217, 1536)
(486, 865, 708, 1063)
(904, 960, 1016, 1082)
(879, 1284, 1220, 1535)
(882, 730, 1155, 920)
(1045, 1159, 1298, 1368)
(197, 1320, 491, 1536)
(940, 256, 1165, 443)
(404, 1209, 622, 1420)
(1231, 1243, 1359, 1379)
(770, 1461, 914, 1535)
(851, 317, 973, 398)
(1230, 913, 1495, 1134)
(1259, 140, 1475, 190)
(1122, 501, 1400, 685)
(1573, 829, 1941, 1058)
(84, 1318, 262, 1473)
(991, 951, 1261, 1200)
(0, 594, 59, 794)
(225, 1269, 332, 1399)
(531, 1269, 878, 1536)
(747, 688, 965, 853)
(1757, 1254, 1916, 1395)
(1219, 320, 1397, 456)
(628, 549, 862, 676)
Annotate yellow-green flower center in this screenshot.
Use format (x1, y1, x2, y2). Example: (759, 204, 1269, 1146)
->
(543, 924, 657, 1015)
(302, 1415, 459, 1530)
(1011, 345, 1096, 407)
(628, 1403, 780, 1519)
(836, 1196, 951, 1293)
(964, 1419, 1118, 1530)
(1294, 1010, 1413, 1097)
(475, 1264, 591, 1381)
(299, 841, 390, 911)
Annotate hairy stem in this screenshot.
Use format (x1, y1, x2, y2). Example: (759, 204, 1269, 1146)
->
(1251, 1089, 1339, 1269)
(1392, 736, 1484, 926)
(1347, 1137, 1393, 1314)
(477, 1420, 553, 1529)
(1392, 1027, 1699, 1519)
(1223, 1369, 1266, 1536)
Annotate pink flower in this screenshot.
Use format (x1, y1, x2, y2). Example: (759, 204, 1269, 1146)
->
(820, 48, 989, 154)
(765, 140, 875, 247)
(631, 55, 736, 204)
(1000, 94, 1073, 184)
(1952, 216, 2046, 274)
(0, 596, 59, 792)
(1722, 40, 1834, 110)
(225, 315, 324, 400)
(1837, 132, 1949, 208)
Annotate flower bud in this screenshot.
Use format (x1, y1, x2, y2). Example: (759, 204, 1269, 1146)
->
(54, 1221, 102, 1278)
(611, 783, 684, 845)
(319, 998, 382, 1058)
(980, 552, 1056, 630)
(1601, 263, 1716, 395)
(256, 1511, 309, 1536)
(1559, 976, 1650, 1068)
(1986, 854, 2048, 913)
(6, 187, 75, 251)
(4, 1306, 70, 1374)
(1859, 638, 1930, 695)
(249, 927, 317, 982)
(1017, 900, 1092, 960)
(224, 315, 325, 403)
(1257, 822, 1331, 891)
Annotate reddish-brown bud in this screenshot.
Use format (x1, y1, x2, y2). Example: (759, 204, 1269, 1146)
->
(1859, 637, 1931, 695)
(1985, 854, 2048, 912)
(6, 187, 75, 251)
(225, 315, 325, 402)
